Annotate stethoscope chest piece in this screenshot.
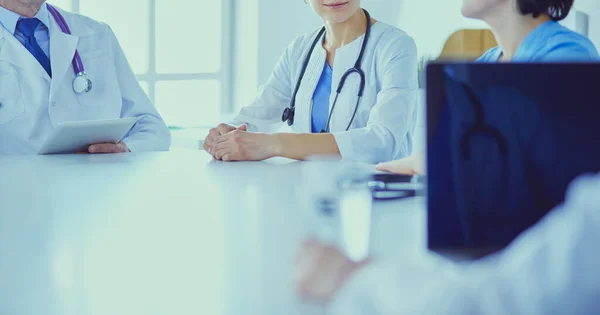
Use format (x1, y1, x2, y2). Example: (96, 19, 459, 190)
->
(73, 72, 92, 94)
(282, 106, 294, 126)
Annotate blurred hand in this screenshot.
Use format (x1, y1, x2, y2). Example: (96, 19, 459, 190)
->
(295, 240, 368, 302)
(210, 129, 279, 162)
(203, 124, 241, 153)
(87, 142, 130, 154)
(376, 152, 426, 175)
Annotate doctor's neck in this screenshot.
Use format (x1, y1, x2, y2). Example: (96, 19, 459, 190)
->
(0, 0, 45, 18)
(483, 5, 551, 61)
(323, 8, 373, 51)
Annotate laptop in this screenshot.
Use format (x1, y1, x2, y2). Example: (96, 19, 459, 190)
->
(426, 63, 600, 260)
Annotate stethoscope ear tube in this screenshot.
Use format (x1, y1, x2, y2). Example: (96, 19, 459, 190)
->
(282, 27, 326, 126)
(357, 71, 366, 97)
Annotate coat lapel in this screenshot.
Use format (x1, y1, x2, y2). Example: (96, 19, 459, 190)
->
(48, 12, 79, 100)
(295, 31, 327, 133)
(0, 26, 51, 80)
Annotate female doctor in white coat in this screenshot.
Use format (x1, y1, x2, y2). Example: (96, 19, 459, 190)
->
(204, 0, 418, 164)
(0, 0, 170, 154)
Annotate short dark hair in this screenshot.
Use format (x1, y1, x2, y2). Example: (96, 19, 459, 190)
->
(517, 0, 574, 21)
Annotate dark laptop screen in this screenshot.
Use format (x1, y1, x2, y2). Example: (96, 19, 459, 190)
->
(427, 63, 600, 251)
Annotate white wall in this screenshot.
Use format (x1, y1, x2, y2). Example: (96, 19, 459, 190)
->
(397, 0, 600, 59)
(397, 0, 488, 59)
(232, 0, 260, 112)
(571, 0, 600, 48)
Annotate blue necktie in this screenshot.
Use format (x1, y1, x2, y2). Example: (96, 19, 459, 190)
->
(16, 18, 52, 77)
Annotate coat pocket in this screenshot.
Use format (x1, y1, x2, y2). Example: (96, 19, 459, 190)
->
(0, 72, 25, 125)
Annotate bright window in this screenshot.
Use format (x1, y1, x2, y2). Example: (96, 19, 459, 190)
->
(47, 0, 232, 128)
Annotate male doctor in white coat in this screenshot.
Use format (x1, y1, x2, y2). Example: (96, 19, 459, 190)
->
(0, 0, 171, 154)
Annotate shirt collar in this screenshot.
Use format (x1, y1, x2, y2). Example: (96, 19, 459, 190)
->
(34, 3, 51, 32)
(0, 2, 51, 35)
(0, 5, 21, 34)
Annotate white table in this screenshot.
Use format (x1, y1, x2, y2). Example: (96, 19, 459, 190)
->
(0, 151, 427, 315)
(170, 128, 209, 150)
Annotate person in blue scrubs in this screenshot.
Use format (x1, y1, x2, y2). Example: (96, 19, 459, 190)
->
(477, 10, 598, 62)
(379, 0, 599, 246)
(377, 0, 599, 175)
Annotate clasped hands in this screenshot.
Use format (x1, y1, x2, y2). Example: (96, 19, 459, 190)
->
(203, 124, 280, 162)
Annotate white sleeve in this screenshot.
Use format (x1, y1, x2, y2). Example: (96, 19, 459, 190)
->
(107, 26, 171, 152)
(229, 37, 299, 133)
(329, 174, 600, 315)
(332, 34, 418, 164)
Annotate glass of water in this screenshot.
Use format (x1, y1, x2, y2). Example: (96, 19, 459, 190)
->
(300, 156, 373, 262)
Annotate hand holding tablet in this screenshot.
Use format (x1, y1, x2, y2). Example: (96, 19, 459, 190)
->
(38, 118, 139, 155)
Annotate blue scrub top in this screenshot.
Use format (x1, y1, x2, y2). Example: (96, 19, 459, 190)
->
(311, 62, 333, 133)
(478, 21, 599, 62)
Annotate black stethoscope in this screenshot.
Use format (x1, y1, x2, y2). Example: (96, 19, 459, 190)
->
(281, 9, 372, 133)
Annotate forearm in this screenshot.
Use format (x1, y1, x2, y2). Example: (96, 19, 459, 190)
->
(273, 133, 341, 160)
(121, 113, 171, 152)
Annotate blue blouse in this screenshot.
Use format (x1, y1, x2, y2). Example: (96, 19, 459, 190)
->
(311, 62, 333, 133)
(478, 21, 599, 62)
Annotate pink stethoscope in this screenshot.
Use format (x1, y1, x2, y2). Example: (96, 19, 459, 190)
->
(47, 4, 92, 94)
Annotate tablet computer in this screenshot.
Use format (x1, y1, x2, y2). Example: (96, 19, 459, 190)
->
(38, 118, 138, 155)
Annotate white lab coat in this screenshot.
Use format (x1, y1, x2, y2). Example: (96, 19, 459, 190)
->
(0, 6, 170, 154)
(329, 173, 600, 315)
(231, 22, 418, 164)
